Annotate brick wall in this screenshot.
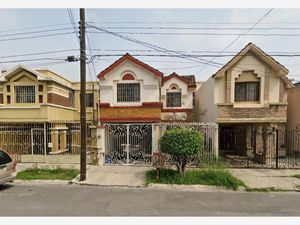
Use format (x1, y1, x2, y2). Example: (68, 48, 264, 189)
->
(47, 93, 70, 107)
(217, 104, 287, 119)
(100, 107, 161, 122)
(0, 94, 3, 104)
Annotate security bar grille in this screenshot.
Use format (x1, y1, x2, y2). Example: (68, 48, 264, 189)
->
(117, 83, 140, 102)
(167, 92, 181, 107)
(14, 85, 36, 103)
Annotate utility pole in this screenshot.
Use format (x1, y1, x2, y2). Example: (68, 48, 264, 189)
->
(79, 8, 87, 181)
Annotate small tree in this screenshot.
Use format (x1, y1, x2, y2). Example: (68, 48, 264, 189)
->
(160, 128, 204, 175)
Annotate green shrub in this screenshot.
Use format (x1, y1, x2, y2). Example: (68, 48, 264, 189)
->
(160, 128, 204, 175)
(146, 168, 246, 190)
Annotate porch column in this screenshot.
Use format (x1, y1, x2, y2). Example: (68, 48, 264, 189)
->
(51, 130, 59, 153)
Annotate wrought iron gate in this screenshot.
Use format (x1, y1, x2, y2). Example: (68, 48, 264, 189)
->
(105, 124, 153, 164)
(219, 125, 300, 169)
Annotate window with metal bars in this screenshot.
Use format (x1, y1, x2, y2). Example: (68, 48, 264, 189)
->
(117, 83, 140, 102)
(167, 92, 181, 107)
(86, 93, 94, 107)
(14, 85, 35, 103)
(235, 82, 259, 102)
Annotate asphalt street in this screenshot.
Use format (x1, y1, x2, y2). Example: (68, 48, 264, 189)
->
(0, 183, 300, 216)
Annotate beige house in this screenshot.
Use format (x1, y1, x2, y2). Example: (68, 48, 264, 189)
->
(0, 65, 99, 161)
(195, 43, 294, 163)
(287, 82, 300, 131)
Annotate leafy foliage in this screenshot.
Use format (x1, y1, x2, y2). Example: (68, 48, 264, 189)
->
(160, 128, 204, 174)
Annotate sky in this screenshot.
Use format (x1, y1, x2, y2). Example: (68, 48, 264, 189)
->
(0, 8, 300, 82)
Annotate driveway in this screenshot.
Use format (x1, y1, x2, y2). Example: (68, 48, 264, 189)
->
(72, 165, 151, 187)
(230, 169, 300, 190)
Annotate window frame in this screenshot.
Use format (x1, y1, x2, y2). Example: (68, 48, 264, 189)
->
(116, 82, 141, 103)
(166, 91, 182, 107)
(86, 93, 94, 108)
(14, 85, 36, 104)
(234, 81, 260, 102)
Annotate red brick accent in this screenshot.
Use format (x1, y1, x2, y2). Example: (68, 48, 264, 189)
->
(47, 93, 70, 107)
(122, 73, 135, 80)
(100, 102, 162, 109)
(98, 53, 163, 79)
(0, 94, 3, 104)
(100, 117, 161, 122)
(162, 108, 193, 113)
(163, 72, 189, 85)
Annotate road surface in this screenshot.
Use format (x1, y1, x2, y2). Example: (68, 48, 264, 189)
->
(0, 182, 300, 216)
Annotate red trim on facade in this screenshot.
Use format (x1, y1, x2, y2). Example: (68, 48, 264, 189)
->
(122, 73, 135, 80)
(100, 102, 163, 109)
(163, 72, 189, 85)
(162, 108, 193, 113)
(98, 53, 163, 79)
(142, 102, 163, 108)
(99, 103, 111, 108)
(99, 117, 161, 122)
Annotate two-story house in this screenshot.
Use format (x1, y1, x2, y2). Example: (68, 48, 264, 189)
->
(97, 53, 196, 164)
(0, 65, 99, 161)
(195, 43, 293, 165)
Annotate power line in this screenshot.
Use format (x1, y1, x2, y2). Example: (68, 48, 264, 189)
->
(0, 27, 73, 38)
(0, 32, 75, 42)
(0, 23, 71, 34)
(88, 24, 223, 68)
(87, 31, 300, 37)
(0, 49, 79, 59)
(89, 21, 300, 25)
(197, 8, 274, 73)
(87, 26, 300, 30)
(89, 48, 300, 54)
(91, 53, 300, 58)
(0, 57, 68, 64)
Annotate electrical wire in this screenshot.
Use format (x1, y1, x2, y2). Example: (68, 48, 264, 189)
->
(0, 32, 75, 42)
(88, 24, 223, 68)
(197, 8, 274, 73)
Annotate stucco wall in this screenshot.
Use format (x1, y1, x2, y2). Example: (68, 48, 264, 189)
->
(99, 60, 160, 106)
(287, 84, 300, 130)
(161, 77, 193, 109)
(194, 77, 217, 122)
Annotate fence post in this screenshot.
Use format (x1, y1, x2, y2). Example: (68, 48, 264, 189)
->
(96, 125, 106, 166)
(276, 129, 279, 169)
(214, 124, 219, 159)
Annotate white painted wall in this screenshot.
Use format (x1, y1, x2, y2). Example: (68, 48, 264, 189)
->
(99, 60, 161, 106)
(194, 77, 217, 122)
(161, 77, 193, 109)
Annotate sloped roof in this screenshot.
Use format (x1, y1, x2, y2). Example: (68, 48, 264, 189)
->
(163, 72, 196, 88)
(212, 42, 293, 88)
(98, 53, 163, 79)
(0, 65, 47, 81)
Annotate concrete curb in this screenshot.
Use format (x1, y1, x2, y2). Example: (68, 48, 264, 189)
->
(14, 180, 71, 185)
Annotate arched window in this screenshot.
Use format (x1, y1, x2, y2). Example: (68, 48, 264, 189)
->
(122, 73, 135, 81)
(117, 73, 140, 102)
(166, 84, 181, 107)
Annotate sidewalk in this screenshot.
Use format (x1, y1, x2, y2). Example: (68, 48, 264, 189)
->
(72, 165, 151, 187)
(230, 169, 300, 191)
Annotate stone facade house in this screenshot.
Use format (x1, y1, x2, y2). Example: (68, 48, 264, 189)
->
(195, 43, 294, 163)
